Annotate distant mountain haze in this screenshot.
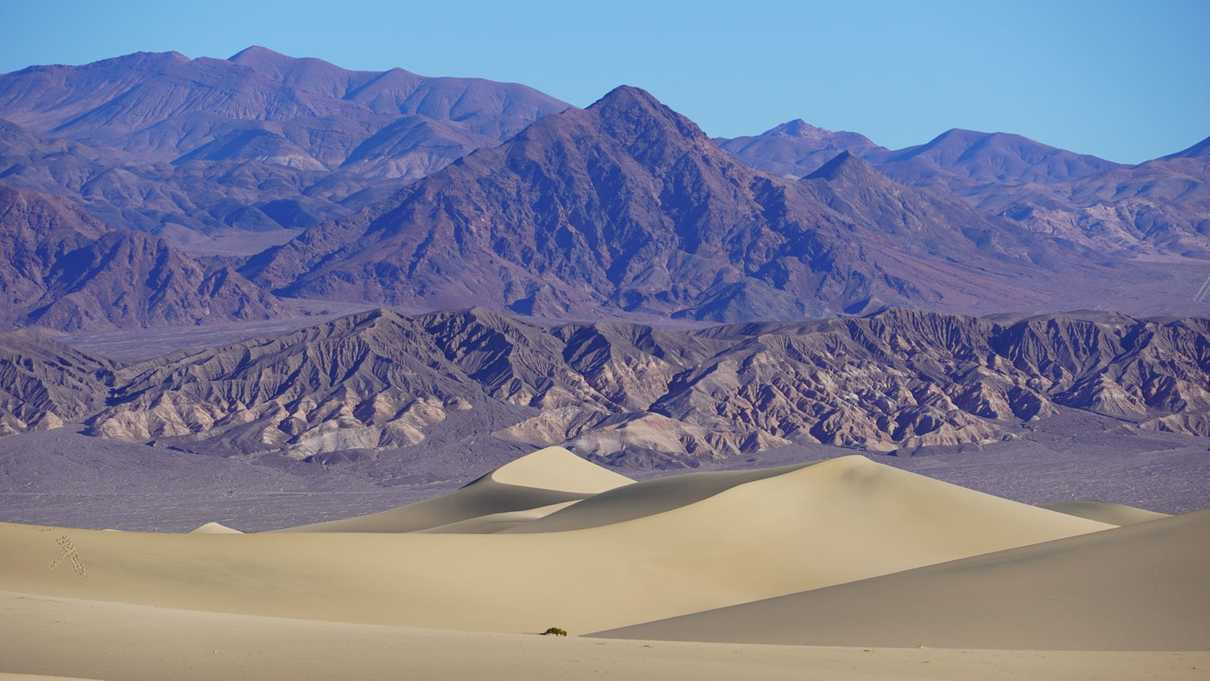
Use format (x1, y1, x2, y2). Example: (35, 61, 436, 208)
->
(0, 46, 569, 243)
(716, 119, 882, 178)
(719, 123, 1210, 257)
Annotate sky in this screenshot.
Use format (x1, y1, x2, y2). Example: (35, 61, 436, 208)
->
(1, 0, 1207, 163)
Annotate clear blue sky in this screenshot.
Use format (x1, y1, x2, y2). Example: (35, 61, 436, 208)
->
(2, 0, 1206, 163)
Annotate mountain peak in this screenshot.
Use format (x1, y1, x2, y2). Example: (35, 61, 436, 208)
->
(228, 45, 289, 63)
(770, 119, 828, 139)
(805, 150, 878, 182)
(587, 85, 707, 143)
(590, 85, 666, 112)
(227, 45, 301, 76)
(928, 128, 997, 146)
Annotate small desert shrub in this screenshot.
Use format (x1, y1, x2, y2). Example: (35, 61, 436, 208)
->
(541, 627, 568, 637)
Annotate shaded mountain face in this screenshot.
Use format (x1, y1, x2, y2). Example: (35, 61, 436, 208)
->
(75, 307, 1210, 465)
(0, 47, 569, 242)
(246, 86, 1084, 321)
(0, 186, 282, 331)
(0, 330, 114, 435)
(723, 123, 1210, 257)
(884, 131, 1210, 257)
(798, 151, 1020, 252)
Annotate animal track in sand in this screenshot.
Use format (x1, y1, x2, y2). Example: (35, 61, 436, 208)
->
(48, 534, 87, 577)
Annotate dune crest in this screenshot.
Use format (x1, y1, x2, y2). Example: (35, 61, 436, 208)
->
(189, 522, 243, 534)
(1041, 500, 1169, 526)
(505, 463, 808, 533)
(420, 501, 581, 534)
(282, 447, 633, 533)
(486, 446, 635, 493)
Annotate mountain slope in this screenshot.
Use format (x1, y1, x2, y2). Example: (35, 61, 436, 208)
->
(723, 122, 1210, 257)
(0, 330, 114, 434)
(247, 86, 1073, 320)
(0, 186, 282, 330)
(0, 48, 569, 240)
(798, 151, 1043, 267)
(872, 128, 1124, 189)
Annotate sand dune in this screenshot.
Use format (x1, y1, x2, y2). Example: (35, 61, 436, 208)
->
(283, 446, 633, 533)
(595, 509, 1210, 650)
(1, 591, 1204, 681)
(505, 463, 806, 532)
(189, 521, 243, 534)
(420, 501, 581, 533)
(0, 455, 1110, 634)
(1041, 500, 1169, 526)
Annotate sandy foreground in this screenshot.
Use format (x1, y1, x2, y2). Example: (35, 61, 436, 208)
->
(1, 591, 1207, 681)
(1, 447, 1206, 680)
(596, 508, 1210, 649)
(0, 454, 1110, 633)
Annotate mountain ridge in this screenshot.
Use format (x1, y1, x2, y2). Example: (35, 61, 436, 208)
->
(0, 186, 282, 331)
(0, 305, 1196, 464)
(245, 86, 1089, 321)
(0, 47, 570, 242)
(721, 121, 1210, 257)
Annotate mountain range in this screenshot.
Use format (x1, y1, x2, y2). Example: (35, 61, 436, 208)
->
(0, 48, 1207, 332)
(0, 47, 568, 243)
(243, 85, 1084, 320)
(721, 122, 1210, 256)
(0, 186, 280, 330)
(4, 306, 1210, 465)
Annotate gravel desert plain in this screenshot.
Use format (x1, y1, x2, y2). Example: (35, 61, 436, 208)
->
(1, 5, 1209, 679)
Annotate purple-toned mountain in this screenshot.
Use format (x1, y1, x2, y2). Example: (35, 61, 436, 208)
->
(723, 123, 1210, 257)
(1163, 136, 1210, 161)
(245, 87, 1100, 321)
(70, 306, 1210, 462)
(0, 186, 281, 330)
(872, 128, 1124, 189)
(0, 46, 568, 166)
(0, 48, 569, 241)
(717, 119, 883, 178)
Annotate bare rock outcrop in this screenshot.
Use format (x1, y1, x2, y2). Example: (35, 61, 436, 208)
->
(76, 307, 1210, 462)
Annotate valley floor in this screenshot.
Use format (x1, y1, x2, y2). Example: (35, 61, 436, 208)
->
(2, 409, 1207, 532)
